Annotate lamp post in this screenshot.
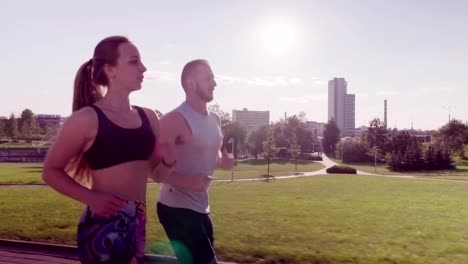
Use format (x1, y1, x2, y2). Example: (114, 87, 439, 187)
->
(374, 146, 377, 173)
(231, 138, 235, 182)
(443, 105, 455, 123)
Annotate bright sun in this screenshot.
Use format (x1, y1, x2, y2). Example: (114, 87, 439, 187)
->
(262, 21, 296, 54)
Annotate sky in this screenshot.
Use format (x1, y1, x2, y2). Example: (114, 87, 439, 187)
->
(1, 0, 467, 130)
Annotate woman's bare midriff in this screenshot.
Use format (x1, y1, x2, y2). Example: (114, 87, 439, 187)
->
(90, 160, 149, 201)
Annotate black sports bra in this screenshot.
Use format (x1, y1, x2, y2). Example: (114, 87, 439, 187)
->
(84, 105, 156, 170)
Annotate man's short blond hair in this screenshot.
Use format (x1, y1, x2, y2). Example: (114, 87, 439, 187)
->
(181, 59, 209, 91)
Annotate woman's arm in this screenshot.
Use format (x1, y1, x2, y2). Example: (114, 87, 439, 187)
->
(42, 108, 125, 216)
(42, 108, 96, 204)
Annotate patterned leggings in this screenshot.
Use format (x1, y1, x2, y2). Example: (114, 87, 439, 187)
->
(77, 201, 146, 264)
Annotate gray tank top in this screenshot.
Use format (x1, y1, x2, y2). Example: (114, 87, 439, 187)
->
(158, 102, 223, 213)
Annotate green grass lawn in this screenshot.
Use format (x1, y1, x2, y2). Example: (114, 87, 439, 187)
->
(0, 163, 44, 184)
(3, 176, 468, 263)
(332, 157, 468, 180)
(0, 160, 324, 184)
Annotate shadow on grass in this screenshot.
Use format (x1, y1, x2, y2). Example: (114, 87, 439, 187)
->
(455, 167, 468, 173)
(261, 174, 275, 182)
(26, 170, 43, 173)
(24, 166, 43, 169)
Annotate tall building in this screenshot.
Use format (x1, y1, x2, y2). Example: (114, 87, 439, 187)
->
(232, 108, 269, 130)
(328, 78, 355, 137)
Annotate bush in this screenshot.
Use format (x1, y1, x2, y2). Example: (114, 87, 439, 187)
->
(276, 148, 290, 159)
(326, 165, 357, 174)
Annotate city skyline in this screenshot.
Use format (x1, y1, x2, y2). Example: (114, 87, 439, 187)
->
(1, 0, 468, 130)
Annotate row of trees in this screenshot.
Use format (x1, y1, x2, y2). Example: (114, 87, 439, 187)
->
(387, 144, 453, 171)
(0, 109, 61, 139)
(0, 109, 57, 139)
(323, 117, 468, 171)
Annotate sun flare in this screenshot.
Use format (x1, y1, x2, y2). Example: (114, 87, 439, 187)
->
(262, 20, 296, 54)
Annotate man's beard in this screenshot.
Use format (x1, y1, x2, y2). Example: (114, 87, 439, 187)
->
(195, 84, 213, 102)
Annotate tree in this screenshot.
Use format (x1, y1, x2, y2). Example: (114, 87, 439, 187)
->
(387, 130, 416, 155)
(298, 111, 307, 122)
(423, 145, 435, 170)
(208, 103, 231, 126)
(222, 121, 247, 158)
(0, 119, 5, 138)
(289, 132, 301, 172)
(435, 149, 454, 170)
(322, 118, 340, 156)
(293, 122, 314, 153)
(246, 125, 268, 159)
(262, 127, 277, 175)
(365, 118, 388, 155)
(6, 114, 19, 139)
(19, 109, 38, 138)
(269, 114, 314, 153)
(403, 142, 424, 171)
(272, 123, 288, 148)
(387, 151, 404, 171)
(336, 138, 372, 163)
(433, 119, 468, 157)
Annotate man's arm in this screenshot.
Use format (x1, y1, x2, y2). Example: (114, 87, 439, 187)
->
(216, 147, 234, 170)
(148, 110, 178, 183)
(150, 111, 210, 191)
